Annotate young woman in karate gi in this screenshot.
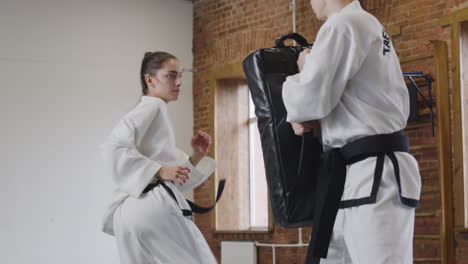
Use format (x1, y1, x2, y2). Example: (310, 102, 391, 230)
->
(283, 0, 421, 263)
(100, 51, 218, 264)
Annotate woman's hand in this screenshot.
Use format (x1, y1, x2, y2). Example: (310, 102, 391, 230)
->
(191, 130, 212, 156)
(190, 130, 212, 166)
(290, 121, 318, 136)
(297, 48, 311, 72)
(157, 166, 191, 185)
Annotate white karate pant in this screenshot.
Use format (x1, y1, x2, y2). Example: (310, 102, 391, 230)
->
(319, 157, 416, 264)
(113, 184, 217, 264)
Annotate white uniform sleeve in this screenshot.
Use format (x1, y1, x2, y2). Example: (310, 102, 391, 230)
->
(173, 149, 216, 193)
(100, 105, 162, 198)
(282, 25, 367, 122)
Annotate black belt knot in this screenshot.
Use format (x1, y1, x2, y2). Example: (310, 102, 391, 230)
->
(143, 179, 226, 218)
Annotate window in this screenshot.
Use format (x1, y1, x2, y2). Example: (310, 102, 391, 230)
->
(440, 7, 468, 232)
(214, 78, 269, 232)
(248, 93, 269, 230)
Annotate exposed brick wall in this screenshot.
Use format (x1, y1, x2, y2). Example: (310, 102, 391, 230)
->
(192, 0, 468, 263)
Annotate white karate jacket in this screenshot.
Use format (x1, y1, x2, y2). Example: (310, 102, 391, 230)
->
(282, 0, 421, 206)
(100, 96, 215, 236)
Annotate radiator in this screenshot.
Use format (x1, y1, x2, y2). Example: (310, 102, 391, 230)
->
(221, 241, 257, 264)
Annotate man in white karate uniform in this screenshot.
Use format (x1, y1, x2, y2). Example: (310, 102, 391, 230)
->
(282, 1, 421, 263)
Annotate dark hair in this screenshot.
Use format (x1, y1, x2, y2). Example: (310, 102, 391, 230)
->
(140, 51, 177, 95)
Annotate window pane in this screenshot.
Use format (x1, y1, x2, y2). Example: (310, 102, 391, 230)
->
(249, 92, 256, 119)
(249, 93, 269, 229)
(461, 22, 468, 227)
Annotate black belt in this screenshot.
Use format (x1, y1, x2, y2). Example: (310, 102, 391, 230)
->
(306, 131, 409, 264)
(142, 179, 226, 218)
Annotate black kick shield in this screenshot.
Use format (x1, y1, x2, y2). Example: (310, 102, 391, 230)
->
(242, 33, 323, 228)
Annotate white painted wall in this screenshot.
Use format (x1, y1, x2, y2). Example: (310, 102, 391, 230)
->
(0, 0, 193, 263)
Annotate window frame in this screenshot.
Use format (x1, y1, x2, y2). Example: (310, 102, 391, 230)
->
(440, 8, 468, 229)
(438, 7, 468, 264)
